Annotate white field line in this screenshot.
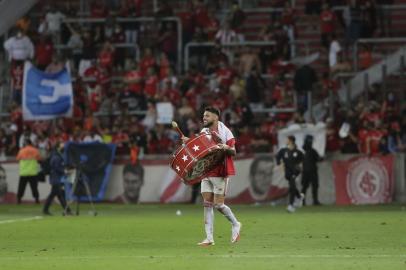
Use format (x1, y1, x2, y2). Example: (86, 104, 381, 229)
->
(0, 216, 43, 225)
(0, 254, 405, 260)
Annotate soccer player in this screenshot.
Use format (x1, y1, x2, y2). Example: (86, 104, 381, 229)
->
(182, 107, 241, 246)
(276, 135, 305, 213)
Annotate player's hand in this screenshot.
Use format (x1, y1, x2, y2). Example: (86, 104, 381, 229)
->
(218, 144, 229, 150)
(181, 136, 189, 143)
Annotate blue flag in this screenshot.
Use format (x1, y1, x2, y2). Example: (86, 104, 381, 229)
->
(23, 61, 73, 120)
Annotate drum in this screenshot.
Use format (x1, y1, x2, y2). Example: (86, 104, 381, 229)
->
(170, 132, 225, 185)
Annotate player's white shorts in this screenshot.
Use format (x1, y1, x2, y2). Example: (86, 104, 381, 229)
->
(201, 177, 229, 195)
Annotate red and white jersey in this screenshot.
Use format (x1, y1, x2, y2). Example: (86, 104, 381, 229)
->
(201, 121, 236, 177)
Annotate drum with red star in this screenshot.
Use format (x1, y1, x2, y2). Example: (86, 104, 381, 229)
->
(170, 131, 226, 185)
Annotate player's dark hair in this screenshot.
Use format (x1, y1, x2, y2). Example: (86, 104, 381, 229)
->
(204, 106, 220, 117)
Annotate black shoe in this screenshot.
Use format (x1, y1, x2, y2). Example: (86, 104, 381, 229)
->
(42, 211, 53, 216)
(313, 201, 322, 206)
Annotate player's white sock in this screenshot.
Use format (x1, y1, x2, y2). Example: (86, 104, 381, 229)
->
(215, 204, 238, 226)
(203, 201, 214, 241)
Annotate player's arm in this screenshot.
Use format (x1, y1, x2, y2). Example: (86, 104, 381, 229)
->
(219, 138, 236, 156)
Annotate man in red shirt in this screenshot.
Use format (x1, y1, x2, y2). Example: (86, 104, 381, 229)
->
(143, 67, 159, 99)
(216, 61, 234, 89)
(320, 3, 336, 48)
(139, 48, 156, 76)
(35, 35, 54, 70)
(124, 62, 143, 94)
(194, 0, 209, 28)
(182, 107, 241, 246)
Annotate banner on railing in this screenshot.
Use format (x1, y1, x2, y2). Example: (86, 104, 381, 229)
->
(332, 155, 394, 205)
(0, 156, 288, 204)
(22, 61, 73, 120)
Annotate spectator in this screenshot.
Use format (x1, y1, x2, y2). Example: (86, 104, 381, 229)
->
(245, 67, 265, 108)
(329, 35, 350, 74)
(239, 47, 261, 78)
(345, 0, 362, 45)
(361, 0, 377, 38)
(98, 41, 115, 73)
(45, 54, 65, 73)
(229, 76, 245, 101)
(358, 45, 373, 70)
(281, 1, 296, 58)
(144, 67, 159, 99)
(194, 0, 210, 29)
(215, 21, 238, 45)
(294, 64, 317, 111)
(139, 47, 156, 76)
(78, 29, 96, 77)
(205, 10, 220, 41)
(66, 23, 83, 72)
(35, 34, 54, 70)
(15, 16, 31, 34)
(83, 130, 103, 142)
(228, 1, 246, 39)
(178, 1, 195, 45)
(320, 3, 337, 49)
(124, 61, 143, 94)
(4, 28, 34, 62)
(9, 61, 24, 104)
(157, 22, 178, 65)
(44, 5, 66, 44)
(19, 127, 38, 149)
(376, 0, 393, 37)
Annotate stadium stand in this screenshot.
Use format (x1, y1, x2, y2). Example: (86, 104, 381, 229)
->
(0, 0, 405, 161)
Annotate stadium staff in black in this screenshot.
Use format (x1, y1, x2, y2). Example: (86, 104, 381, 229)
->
(43, 142, 71, 216)
(301, 135, 322, 206)
(276, 135, 304, 213)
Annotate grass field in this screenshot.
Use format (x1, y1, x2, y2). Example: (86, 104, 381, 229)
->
(0, 204, 405, 270)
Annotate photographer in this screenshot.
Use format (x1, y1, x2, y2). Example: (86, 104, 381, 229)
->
(43, 142, 71, 215)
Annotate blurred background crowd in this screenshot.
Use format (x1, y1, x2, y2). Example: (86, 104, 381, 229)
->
(1, 0, 406, 161)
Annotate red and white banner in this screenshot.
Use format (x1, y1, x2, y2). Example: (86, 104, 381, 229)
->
(0, 156, 288, 204)
(332, 155, 395, 205)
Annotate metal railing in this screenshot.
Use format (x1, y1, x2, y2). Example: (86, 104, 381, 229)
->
(55, 42, 141, 62)
(184, 40, 312, 72)
(63, 16, 183, 72)
(353, 38, 406, 71)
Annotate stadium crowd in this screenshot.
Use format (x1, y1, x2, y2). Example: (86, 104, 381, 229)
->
(1, 0, 406, 161)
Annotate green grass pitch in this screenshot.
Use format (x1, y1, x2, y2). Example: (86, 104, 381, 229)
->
(0, 204, 405, 270)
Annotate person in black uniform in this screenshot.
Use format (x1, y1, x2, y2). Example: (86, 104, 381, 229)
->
(301, 135, 322, 206)
(276, 135, 304, 213)
(43, 142, 71, 216)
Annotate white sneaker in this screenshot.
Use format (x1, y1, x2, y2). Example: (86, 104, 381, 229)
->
(294, 193, 305, 208)
(286, 204, 296, 213)
(231, 222, 242, 243)
(197, 239, 215, 246)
